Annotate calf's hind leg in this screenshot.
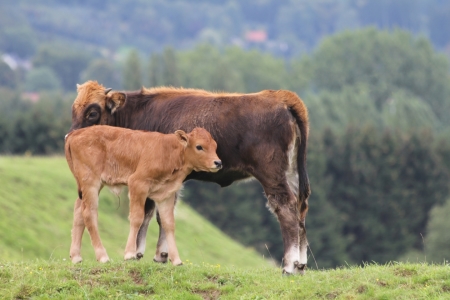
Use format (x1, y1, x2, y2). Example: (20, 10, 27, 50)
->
(81, 186, 109, 263)
(69, 197, 85, 263)
(124, 178, 148, 260)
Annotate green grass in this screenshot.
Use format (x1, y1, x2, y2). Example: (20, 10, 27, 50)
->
(0, 261, 449, 299)
(2, 157, 450, 299)
(0, 156, 266, 267)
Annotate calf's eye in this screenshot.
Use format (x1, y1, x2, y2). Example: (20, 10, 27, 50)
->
(196, 145, 203, 151)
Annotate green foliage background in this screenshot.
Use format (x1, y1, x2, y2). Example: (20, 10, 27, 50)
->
(1, 1, 450, 270)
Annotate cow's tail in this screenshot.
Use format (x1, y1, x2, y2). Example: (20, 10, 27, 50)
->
(65, 134, 82, 199)
(280, 90, 311, 203)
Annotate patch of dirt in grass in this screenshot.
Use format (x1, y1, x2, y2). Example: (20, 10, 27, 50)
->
(394, 267, 417, 277)
(14, 284, 34, 299)
(90, 268, 107, 275)
(442, 284, 450, 293)
(129, 269, 143, 285)
(191, 289, 221, 300)
(325, 291, 340, 299)
(357, 285, 367, 293)
(377, 280, 388, 287)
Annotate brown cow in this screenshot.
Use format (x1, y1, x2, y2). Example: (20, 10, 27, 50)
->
(65, 125, 221, 264)
(69, 81, 310, 275)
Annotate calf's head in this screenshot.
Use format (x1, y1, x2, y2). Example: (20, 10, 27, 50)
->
(176, 128, 222, 173)
(69, 81, 126, 132)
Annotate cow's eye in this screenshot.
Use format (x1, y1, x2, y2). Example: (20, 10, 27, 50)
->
(196, 145, 203, 151)
(87, 111, 99, 119)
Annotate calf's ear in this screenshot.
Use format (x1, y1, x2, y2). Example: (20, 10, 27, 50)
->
(106, 92, 126, 114)
(175, 130, 189, 147)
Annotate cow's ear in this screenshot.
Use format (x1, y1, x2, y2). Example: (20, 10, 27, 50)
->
(106, 92, 126, 114)
(175, 130, 188, 147)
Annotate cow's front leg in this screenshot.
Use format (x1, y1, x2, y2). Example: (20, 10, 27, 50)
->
(155, 195, 182, 266)
(124, 179, 148, 260)
(70, 197, 85, 263)
(153, 191, 179, 263)
(135, 198, 156, 259)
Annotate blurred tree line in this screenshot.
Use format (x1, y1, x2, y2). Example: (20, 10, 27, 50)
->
(2, 0, 450, 60)
(1, 28, 450, 267)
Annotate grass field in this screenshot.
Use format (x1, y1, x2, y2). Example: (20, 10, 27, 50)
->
(1, 156, 449, 299)
(0, 260, 449, 299)
(0, 156, 266, 267)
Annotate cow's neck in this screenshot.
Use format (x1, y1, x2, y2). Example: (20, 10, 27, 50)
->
(111, 92, 149, 129)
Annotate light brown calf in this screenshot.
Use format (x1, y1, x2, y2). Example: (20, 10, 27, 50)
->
(65, 125, 221, 265)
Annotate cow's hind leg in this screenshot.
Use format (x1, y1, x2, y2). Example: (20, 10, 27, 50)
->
(155, 194, 182, 266)
(253, 166, 302, 275)
(69, 197, 85, 263)
(298, 199, 309, 274)
(124, 178, 148, 260)
(267, 185, 301, 275)
(135, 198, 156, 259)
(153, 191, 180, 263)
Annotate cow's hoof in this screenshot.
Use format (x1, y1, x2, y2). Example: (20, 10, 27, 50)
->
(136, 252, 144, 260)
(71, 256, 83, 264)
(153, 252, 168, 263)
(295, 261, 306, 275)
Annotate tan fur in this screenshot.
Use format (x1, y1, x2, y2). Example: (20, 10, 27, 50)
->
(65, 125, 221, 265)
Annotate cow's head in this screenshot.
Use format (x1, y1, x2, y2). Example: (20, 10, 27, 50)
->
(176, 127, 222, 173)
(69, 81, 126, 132)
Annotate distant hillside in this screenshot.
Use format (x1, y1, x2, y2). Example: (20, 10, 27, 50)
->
(0, 156, 267, 267)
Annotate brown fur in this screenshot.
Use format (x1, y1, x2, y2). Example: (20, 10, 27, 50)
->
(69, 81, 310, 274)
(65, 125, 221, 264)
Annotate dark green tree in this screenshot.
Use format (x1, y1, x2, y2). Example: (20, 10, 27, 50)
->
(0, 61, 18, 89)
(425, 198, 450, 263)
(25, 67, 62, 92)
(148, 53, 163, 87)
(81, 59, 120, 89)
(33, 45, 91, 91)
(161, 47, 180, 86)
(122, 49, 142, 90)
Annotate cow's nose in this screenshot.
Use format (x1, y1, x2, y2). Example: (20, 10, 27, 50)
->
(214, 160, 222, 169)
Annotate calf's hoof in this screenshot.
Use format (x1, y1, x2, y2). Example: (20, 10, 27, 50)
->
(171, 258, 183, 266)
(124, 252, 137, 260)
(153, 252, 168, 263)
(98, 256, 110, 263)
(71, 255, 83, 264)
(136, 252, 144, 260)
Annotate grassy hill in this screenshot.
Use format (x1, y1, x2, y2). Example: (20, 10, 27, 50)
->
(0, 261, 449, 299)
(0, 156, 267, 267)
